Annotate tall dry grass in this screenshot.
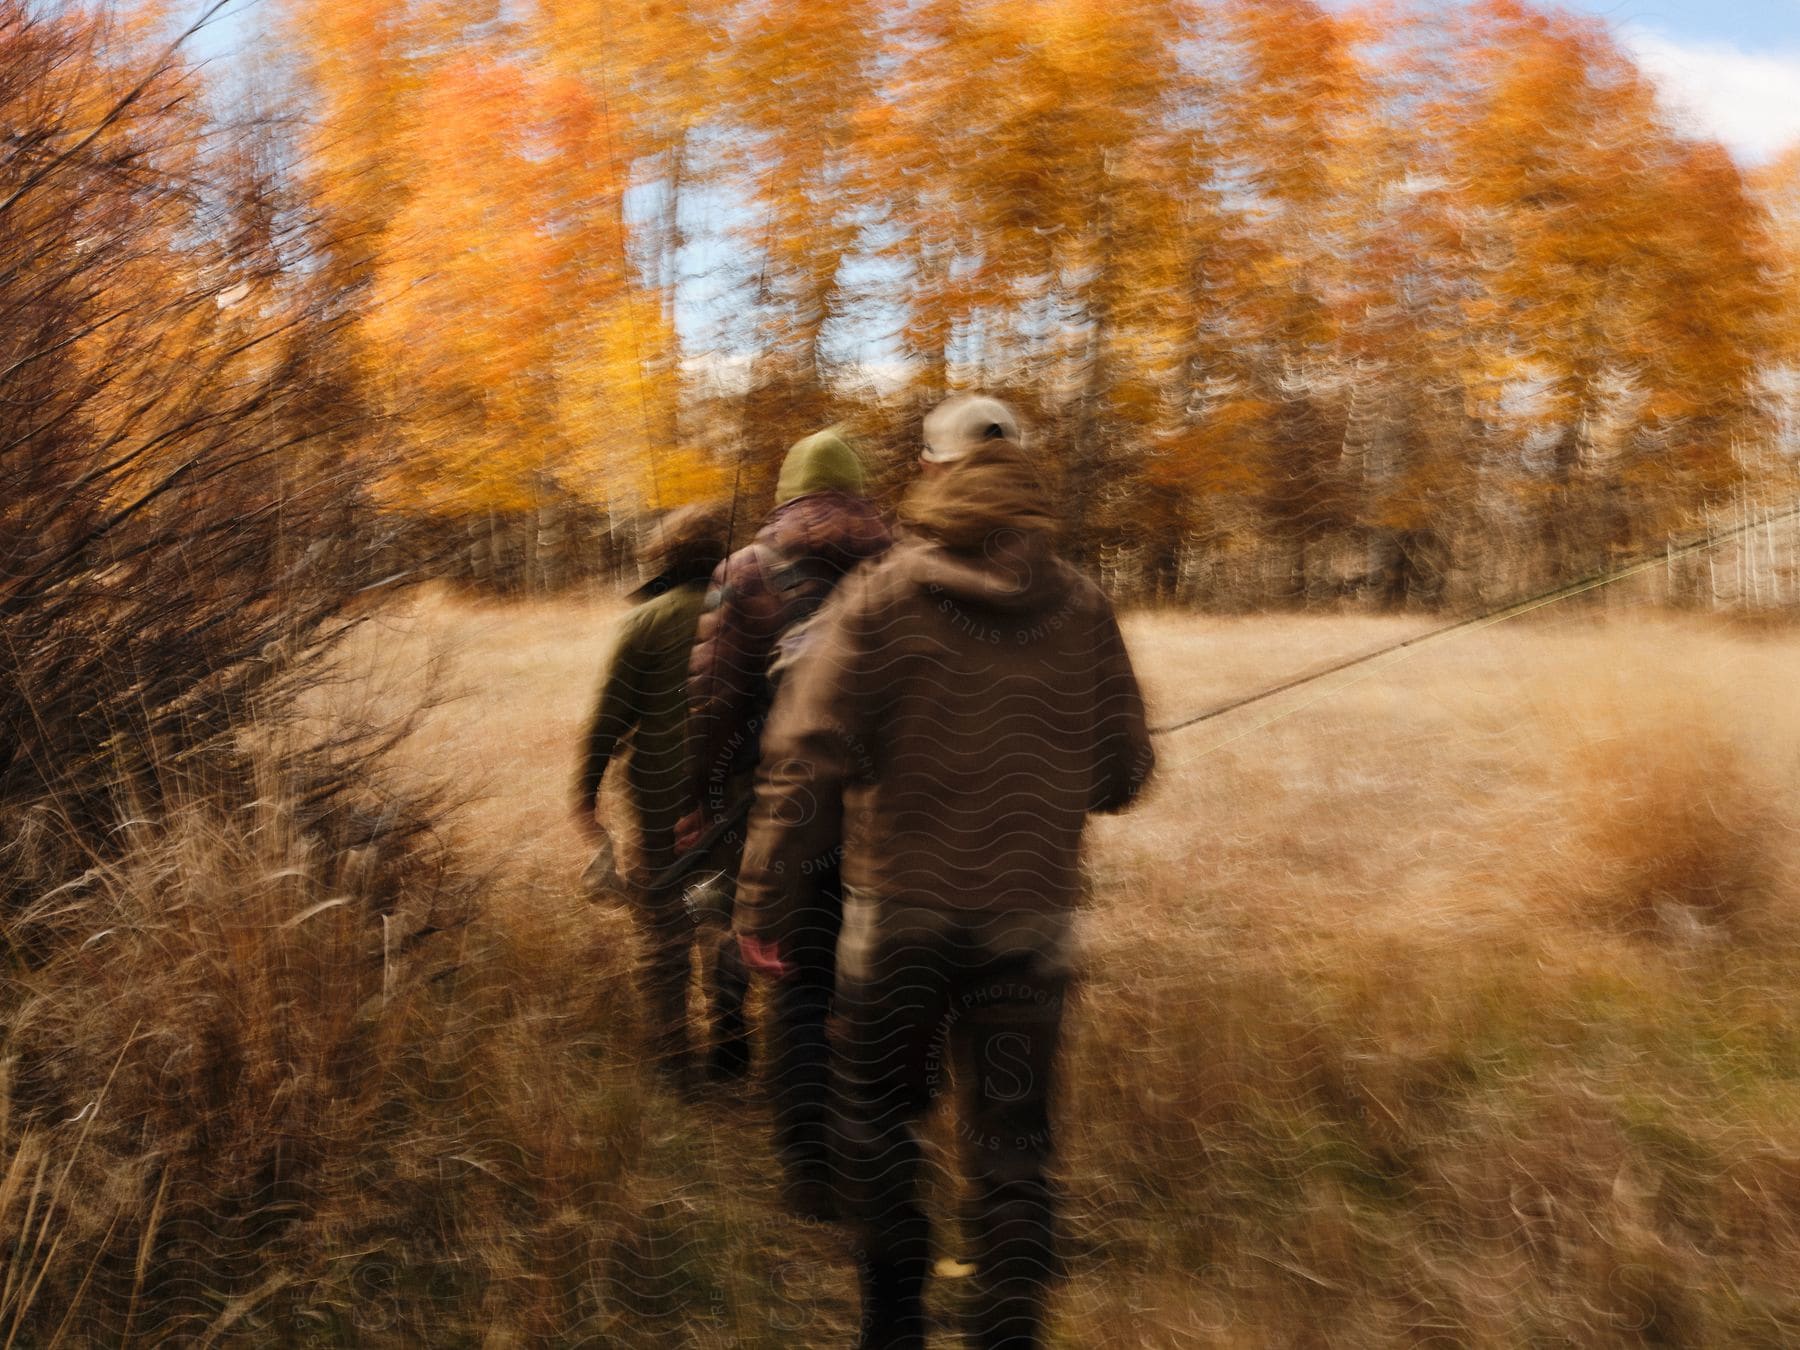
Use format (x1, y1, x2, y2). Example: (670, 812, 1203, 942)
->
(257, 594, 1800, 1346)
(1053, 612, 1800, 1346)
(0, 580, 851, 1346)
(10, 594, 1800, 1345)
(0, 761, 780, 1345)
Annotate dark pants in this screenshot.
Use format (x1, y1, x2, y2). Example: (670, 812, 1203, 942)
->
(697, 871, 842, 1193)
(709, 921, 751, 1058)
(769, 898, 841, 1179)
(629, 881, 699, 1081)
(638, 809, 757, 1084)
(712, 877, 843, 1180)
(833, 917, 1067, 1350)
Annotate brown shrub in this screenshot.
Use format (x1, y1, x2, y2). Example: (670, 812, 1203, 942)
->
(1532, 667, 1800, 942)
(0, 3, 382, 916)
(0, 770, 712, 1345)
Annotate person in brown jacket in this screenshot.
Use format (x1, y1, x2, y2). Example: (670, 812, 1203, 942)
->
(734, 399, 1154, 1350)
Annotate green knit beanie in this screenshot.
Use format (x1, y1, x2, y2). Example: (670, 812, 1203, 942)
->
(774, 425, 865, 506)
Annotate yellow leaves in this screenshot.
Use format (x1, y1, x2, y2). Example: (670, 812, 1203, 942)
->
(550, 297, 682, 504)
(1749, 145, 1800, 358)
(1223, 0, 1366, 212)
(358, 51, 559, 512)
(284, 0, 711, 519)
(264, 0, 1792, 554)
(540, 0, 725, 162)
(1407, 0, 1786, 525)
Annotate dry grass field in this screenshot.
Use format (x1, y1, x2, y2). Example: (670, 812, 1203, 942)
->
(10, 588, 1800, 1346)
(321, 590, 1800, 1347)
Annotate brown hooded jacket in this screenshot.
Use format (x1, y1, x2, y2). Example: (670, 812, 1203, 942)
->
(733, 440, 1154, 947)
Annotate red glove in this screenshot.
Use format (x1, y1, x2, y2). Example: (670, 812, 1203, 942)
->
(738, 932, 793, 980)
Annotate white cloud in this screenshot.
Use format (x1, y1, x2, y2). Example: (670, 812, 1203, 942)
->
(1622, 28, 1800, 165)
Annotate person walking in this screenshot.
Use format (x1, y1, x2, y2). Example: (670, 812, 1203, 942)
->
(682, 425, 891, 1212)
(573, 502, 731, 1094)
(733, 397, 1154, 1348)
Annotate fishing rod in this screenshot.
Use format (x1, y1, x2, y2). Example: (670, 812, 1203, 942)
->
(1149, 497, 1800, 740)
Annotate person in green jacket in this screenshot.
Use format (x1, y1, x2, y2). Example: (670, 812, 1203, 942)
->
(573, 501, 731, 1091)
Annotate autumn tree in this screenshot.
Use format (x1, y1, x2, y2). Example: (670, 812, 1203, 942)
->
(285, 0, 727, 584)
(263, 0, 1800, 604)
(1440, 1, 1778, 586)
(1, 0, 377, 900)
(1751, 144, 1800, 472)
(532, 0, 729, 506)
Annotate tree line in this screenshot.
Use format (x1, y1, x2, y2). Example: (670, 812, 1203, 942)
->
(14, 0, 1800, 607)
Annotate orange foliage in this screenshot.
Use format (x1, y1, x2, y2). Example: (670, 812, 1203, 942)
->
(275, 0, 1797, 595)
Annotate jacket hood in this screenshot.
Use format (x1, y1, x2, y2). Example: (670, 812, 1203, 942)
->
(899, 437, 1057, 550)
(898, 440, 1070, 613)
(774, 425, 866, 506)
(899, 531, 1073, 613)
